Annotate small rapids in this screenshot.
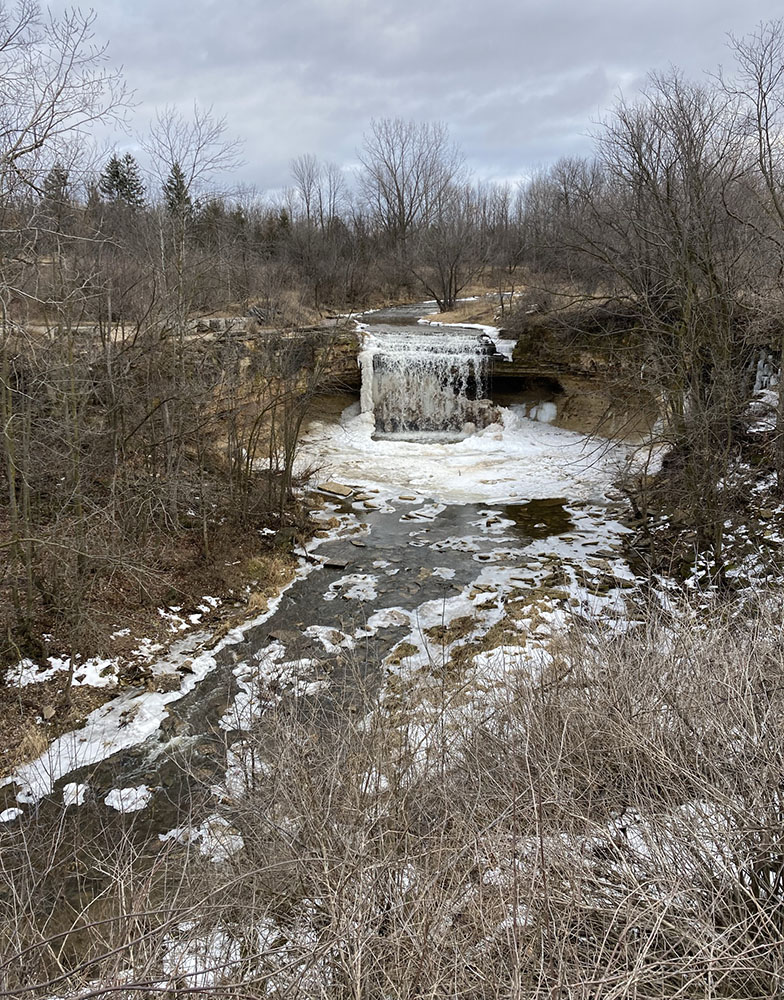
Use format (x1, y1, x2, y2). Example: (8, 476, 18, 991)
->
(359, 330, 495, 438)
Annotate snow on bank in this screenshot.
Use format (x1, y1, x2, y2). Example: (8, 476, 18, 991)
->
(418, 317, 517, 360)
(162, 925, 242, 989)
(748, 387, 778, 433)
(8, 654, 118, 688)
(62, 782, 88, 806)
(7, 597, 225, 691)
(0, 565, 319, 806)
(104, 784, 152, 813)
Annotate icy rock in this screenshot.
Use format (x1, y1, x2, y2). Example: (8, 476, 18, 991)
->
(318, 481, 354, 498)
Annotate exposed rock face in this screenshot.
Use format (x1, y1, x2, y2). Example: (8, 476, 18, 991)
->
(191, 317, 249, 334)
(187, 306, 657, 441)
(492, 305, 657, 439)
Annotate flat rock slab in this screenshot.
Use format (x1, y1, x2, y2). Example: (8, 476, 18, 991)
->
(318, 481, 354, 498)
(268, 629, 302, 645)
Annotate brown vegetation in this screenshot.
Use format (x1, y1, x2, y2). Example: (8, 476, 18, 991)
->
(4, 11, 784, 997)
(2, 596, 784, 997)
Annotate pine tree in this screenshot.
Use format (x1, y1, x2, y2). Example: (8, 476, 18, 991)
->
(99, 152, 145, 208)
(39, 162, 72, 238)
(42, 162, 69, 205)
(163, 162, 192, 217)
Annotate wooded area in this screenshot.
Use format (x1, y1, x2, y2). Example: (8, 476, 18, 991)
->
(7, 6, 784, 998)
(3, 5, 784, 662)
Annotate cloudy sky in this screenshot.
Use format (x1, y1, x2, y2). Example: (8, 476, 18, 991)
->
(87, 0, 782, 195)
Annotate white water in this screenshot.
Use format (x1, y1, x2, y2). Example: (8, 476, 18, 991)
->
(358, 329, 494, 438)
(303, 317, 637, 503)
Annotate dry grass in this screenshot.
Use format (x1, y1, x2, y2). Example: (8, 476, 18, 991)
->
(243, 551, 299, 606)
(423, 613, 478, 645)
(0, 681, 118, 777)
(427, 297, 498, 326)
(3, 595, 784, 997)
(386, 640, 420, 666)
(9, 718, 48, 768)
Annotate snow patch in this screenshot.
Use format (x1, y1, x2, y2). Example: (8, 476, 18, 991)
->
(304, 625, 355, 652)
(63, 782, 88, 807)
(159, 813, 245, 862)
(8, 655, 118, 689)
(104, 784, 152, 813)
(324, 573, 379, 602)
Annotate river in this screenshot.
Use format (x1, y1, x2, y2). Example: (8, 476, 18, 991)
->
(0, 302, 640, 857)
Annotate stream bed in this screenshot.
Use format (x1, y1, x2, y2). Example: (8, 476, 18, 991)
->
(0, 303, 642, 857)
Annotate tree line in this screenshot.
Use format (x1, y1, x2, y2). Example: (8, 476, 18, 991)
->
(4, 3, 784, 660)
(0, 4, 345, 666)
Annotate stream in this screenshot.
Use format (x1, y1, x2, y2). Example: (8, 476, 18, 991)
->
(0, 303, 641, 854)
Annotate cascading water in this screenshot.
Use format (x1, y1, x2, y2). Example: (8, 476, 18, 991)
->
(358, 330, 497, 440)
(754, 349, 779, 391)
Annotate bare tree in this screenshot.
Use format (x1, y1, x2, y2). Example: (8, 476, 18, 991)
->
(0, 2, 127, 191)
(140, 104, 243, 348)
(315, 160, 347, 233)
(486, 181, 526, 315)
(0, 2, 128, 648)
(141, 104, 243, 197)
(522, 72, 755, 574)
(290, 152, 319, 224)
(410, 181, 486, 311)
(724, 20, 784, 489)
(358, 118, 464, 266)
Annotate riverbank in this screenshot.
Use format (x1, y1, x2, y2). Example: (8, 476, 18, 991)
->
(0, 534, 304, 784)
(4, 500, 782, 994)
(3, 301, 784, 997)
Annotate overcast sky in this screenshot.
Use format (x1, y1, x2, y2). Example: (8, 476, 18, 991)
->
(87, 0, 783, 197)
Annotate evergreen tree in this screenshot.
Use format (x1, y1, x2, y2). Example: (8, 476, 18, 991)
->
(163, 161, 192, 217)
(42, 162, 69, 205)
(193, 197, 226, 247)
(40, 162, 72, 238)
(99, 152, 145, 207)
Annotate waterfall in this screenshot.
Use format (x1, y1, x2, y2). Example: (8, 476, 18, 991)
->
(754, 349, 779, 392)
(358, 330, 496, 439)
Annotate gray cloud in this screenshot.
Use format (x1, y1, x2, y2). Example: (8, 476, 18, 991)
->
(86, 0, 782, 193)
